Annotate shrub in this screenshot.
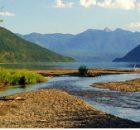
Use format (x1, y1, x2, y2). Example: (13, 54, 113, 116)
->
(0, 68, 45, 86)
(78, 66, 88, 77)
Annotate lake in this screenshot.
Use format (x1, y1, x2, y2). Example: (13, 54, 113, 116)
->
(0, 62, 139, 69)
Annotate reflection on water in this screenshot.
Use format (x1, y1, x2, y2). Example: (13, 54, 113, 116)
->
(0, 62, 139, 69)
(0, 73, 140, 122)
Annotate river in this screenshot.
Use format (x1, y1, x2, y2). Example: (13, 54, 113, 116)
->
(0, 73, 140, 122)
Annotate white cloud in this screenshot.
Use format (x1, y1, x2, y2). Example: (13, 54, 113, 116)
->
(80, 0, 96, 8)
(128, 22, 140, 29)
(97, 0, 136, 10)
(135, 2, 140, 10)
(55, 0, 74, 8)
(97, 0, 112, 9)
(52, 0, 140, 10)
(80, 0, 140, 10)
(0, 11, 15, 16)
(114, 0, 136, 10)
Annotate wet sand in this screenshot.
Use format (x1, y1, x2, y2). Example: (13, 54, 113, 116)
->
(0, 89, 139, 128)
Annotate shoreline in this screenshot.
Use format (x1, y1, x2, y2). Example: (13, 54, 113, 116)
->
(92, 78, 140, 92)
(0, 89, 139, 128)
(34, 68, 139, 77)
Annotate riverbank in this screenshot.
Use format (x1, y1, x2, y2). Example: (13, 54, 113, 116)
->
(34, 68, 138, 77)
(92, 78, 140, 92)
(0, 89, 139, 128)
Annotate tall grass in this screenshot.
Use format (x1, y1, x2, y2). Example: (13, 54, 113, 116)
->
(0, 68, 45, 86)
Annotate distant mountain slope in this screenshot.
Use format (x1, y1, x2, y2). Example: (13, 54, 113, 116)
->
(19, 28, 140, 61)
(0, 27, 74, 63)
(114, 44, 140, 62)
(23, 33, 74, 49)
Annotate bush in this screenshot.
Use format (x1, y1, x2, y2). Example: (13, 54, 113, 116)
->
(78, 66, 88, 77)
(0, 68, 45, 86)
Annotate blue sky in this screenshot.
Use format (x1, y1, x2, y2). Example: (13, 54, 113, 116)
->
(1, 0, 140, 34)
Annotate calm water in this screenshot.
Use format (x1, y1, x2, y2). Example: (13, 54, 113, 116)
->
(0, 73, 140, 122)
(0, 62, 139, 69)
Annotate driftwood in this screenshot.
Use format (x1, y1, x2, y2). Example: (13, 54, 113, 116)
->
(0, 97, 25, 101)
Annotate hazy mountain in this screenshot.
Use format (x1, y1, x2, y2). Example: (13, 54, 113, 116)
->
(0, 27, 74, 63)
(18, 28, 140, 62)
(23, 33, 74, 48)
(114, 44, 140, 62)
(104, 27, 112, 32)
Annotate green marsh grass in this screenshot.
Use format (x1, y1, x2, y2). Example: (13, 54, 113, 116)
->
(0, 68, 45, 87)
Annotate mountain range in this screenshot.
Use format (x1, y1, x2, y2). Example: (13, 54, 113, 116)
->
(0, 27, 74, 63)
(18, 28, 140, 62)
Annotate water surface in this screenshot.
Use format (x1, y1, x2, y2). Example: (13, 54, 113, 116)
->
(0, 62, 139, 69)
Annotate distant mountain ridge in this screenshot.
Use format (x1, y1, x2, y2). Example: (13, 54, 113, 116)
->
(22, 33, 74, 50)
(0, 27, 74, 63)
(18, 28, 140, 62)
(114, 44, 140, 62)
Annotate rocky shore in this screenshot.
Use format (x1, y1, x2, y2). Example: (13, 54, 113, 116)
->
(0, 89, 139, 128)
(93, 78, 140, 92)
